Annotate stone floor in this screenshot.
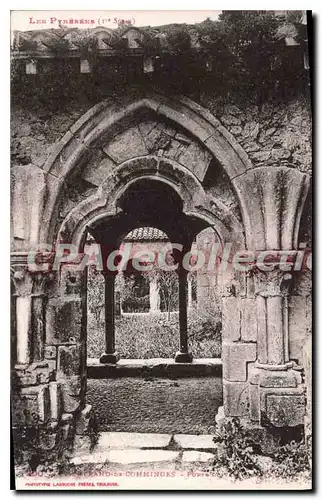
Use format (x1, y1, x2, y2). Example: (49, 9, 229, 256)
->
(71, 432, 217, 470)
(86, 376, 222, 434)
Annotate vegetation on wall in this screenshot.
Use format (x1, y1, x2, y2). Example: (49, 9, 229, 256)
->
(212, 416, 312, 482)
(11, 11, 310, 109)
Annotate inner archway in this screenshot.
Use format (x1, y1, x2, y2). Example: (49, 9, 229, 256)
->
(83, 176, 223, 433)
(85, 177, 212, 365)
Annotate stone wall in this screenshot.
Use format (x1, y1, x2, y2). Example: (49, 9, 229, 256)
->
(11, 85, 312, 460)
(199, 94, 312, 175)
(11, 92, 312, 175)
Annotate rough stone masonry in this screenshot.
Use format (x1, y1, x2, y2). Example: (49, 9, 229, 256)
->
(10, 17, 312, 460)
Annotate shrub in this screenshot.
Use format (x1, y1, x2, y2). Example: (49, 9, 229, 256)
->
(270, 439, 312, 480)
(213, 417, 262, 480)
(212, 416, 312, 482)
(13, 423, 70, 476)
(166, 24, 191, 53)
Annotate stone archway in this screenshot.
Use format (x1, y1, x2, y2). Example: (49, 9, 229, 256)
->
(11, 91, 311, 451)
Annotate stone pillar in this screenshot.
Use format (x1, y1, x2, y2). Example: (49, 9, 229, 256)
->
(11, 266, 33, 365)
(187, 278, 193, 310)
(254, 268, 294, 369)
(12, 267, 51, 365)
(149, 276, 160, 313)
(248, 266, 305, 428)
(100, 273, 119, 364)
(31, 274, 49, 362)
(175, 268, 193, 363)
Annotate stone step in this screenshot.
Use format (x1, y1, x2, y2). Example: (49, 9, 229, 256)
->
(182, 451, 214, 463)
(95, 432, 217, 451)
(173, 434, 216, 450)
(87, 357, 222, 379)
(96, 432, 172, 450)
(70, 432, 217, 467)
(71, 449, 216, 467)
(71, 449, 180, 466)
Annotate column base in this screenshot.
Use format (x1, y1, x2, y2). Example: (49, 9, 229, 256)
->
(174, 351, 193, 363)
(99, 353, 119, 365)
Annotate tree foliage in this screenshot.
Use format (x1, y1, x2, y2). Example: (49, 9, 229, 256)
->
(11, 11, 309, 109)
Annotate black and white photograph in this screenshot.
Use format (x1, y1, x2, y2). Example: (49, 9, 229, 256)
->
(10, 9, 312, 490)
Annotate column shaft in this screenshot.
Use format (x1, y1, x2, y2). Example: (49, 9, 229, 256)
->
(105, 274, 115, 354)
(178, 271, 188, 352)
(16, 296, 31, 364)
(31, 296, 45, 361)
(266, 296, 284, 365)
(175, 270, 192, 363)
(100, 274, 118, 364)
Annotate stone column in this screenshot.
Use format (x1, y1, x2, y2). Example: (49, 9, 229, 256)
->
(175, 268, 193, 363)
(31, 273, 50, 362)
(12, 267, 33, 365)
(11, 265, 52, 365)
(149, 276, 160, 313)
(187, 278, 193, 310)
(254, 268, 294, 369)
(248, 266, 305, 427)
(100, 272, 119, 364)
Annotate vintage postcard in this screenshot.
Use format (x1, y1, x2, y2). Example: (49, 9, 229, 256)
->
(10, 10, 312, 490)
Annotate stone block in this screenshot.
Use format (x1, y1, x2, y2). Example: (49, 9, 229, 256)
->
(60, 267, 84, 297)
(70, 451, 107, 465)
(74, 435, 92, 454)
(249, 384, 260, 422)
(12, 384, 51, 426)
(44, 345, 57, 360)
(204, 129, 250, 178)
(222, 343, 257, 382)
(97, 432, 171, 450)
(59, 376, 84, 413)
(14, 371, 39, 387)
(264, 394, 306, 427)
(62, 422, 73, 442)
(259, 369, 301, 388)
(222, 298, 241, 342)
(82, 155, 116, 187)
(61, 412, 74, 423)
(75, 404, 93, 435)
(288, 295, 308, 365)
(107, 449, 179, 464)
(174, 435, 216, 450)
(11, 165, 45, 245)
(61, 394, 81, 414)
(103, 127, 148, 163)
(46, 299, 83, 344)
(141, 122, 172, 153)
(36, 367, 55, 384)
(57, 345, 83, 377)
(182, 451, 214, 463)
(271, 148, 291, 160)
(49, 381, 62, 421)
(240, 298, 257, 342)
(223, 381, 249, 417)
(177, 141, 212, 182)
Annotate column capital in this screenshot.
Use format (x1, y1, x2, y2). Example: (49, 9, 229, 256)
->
(11, 266, 54, 297)
(32, 272, 54, 296)
(11, 266, 33, 297)
(253, 268, 295, 297)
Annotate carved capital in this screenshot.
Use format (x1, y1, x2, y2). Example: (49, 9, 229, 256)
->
(32, 272, 55, 296)
(253, 268, 294, 297)
(11, 266, 33, 297)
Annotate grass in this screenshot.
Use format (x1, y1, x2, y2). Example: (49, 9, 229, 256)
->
(87, 309, 222, 359)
